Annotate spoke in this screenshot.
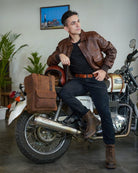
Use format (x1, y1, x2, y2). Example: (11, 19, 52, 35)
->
(26, 126, 65, 153)
(25, 114, 66, 154)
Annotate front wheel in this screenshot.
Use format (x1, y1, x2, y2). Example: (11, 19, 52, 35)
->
(15, 111, 72, 163)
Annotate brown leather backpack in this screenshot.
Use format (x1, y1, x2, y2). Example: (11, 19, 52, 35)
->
(24, 73, 57, 113)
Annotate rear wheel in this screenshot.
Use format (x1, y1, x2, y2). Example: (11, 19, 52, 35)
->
(15, 111, 72, 163)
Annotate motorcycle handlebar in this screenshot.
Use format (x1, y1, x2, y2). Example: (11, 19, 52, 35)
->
(127, 49, 138, 62)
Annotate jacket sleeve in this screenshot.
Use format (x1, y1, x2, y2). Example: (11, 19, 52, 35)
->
(96, 32, 117, 72)
(47, 45, 61, 66)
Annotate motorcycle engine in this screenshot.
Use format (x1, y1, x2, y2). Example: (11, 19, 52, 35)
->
(111, 112, 127, 133)
(109, 100, 128, 133)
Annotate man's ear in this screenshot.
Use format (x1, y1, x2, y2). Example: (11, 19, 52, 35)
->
(64, 26, 68, 32)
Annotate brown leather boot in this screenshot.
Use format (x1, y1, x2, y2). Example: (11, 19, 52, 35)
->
(106, 144, 116, 169)
(83, 110, 100, 138)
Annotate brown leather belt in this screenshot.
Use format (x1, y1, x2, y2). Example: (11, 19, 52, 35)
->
(75, 73, 96, 78)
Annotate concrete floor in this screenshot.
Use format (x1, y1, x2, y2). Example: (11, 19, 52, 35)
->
(0, 119, 138, 173)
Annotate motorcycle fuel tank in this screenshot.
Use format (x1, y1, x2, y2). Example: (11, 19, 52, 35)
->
(107, 74, 126, 93)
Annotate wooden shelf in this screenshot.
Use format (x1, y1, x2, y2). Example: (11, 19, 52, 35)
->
(1, 92, 13, 106)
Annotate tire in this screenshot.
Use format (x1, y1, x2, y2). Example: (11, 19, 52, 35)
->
(15, 111, 72, 163)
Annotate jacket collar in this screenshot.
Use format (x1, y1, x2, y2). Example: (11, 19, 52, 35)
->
(66, 29, 86, 46)
(80, 29, 87, 42)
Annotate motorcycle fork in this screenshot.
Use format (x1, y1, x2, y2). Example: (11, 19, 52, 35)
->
(129, 99, 138, 131)
(132, 103, 138, 131)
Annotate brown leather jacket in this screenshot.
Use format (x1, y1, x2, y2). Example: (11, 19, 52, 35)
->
(47, 30, 117, 79)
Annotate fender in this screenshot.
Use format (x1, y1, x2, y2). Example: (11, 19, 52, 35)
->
(8, 96, 93, 125)
(8, 100, 27, 125)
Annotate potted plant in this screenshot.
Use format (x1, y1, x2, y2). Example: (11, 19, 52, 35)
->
(24, 52, 46, 74)
(0, 31, 27, 119)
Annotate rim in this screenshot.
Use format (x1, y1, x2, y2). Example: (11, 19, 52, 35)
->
(24, 114, 67, 155)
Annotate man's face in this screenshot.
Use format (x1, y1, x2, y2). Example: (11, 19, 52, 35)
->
(64, 15, 81, 35)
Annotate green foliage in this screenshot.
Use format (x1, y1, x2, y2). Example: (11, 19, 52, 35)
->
(0, 31, 28, 105)
(0, 31, 28, 89)
(24, 52, 46, 74)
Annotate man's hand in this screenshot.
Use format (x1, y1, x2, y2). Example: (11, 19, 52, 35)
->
(59, 54, 70, 66)
(93, 69, 106, 81)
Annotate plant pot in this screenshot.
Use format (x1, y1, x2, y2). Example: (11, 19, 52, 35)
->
(0, 106, 8, 120)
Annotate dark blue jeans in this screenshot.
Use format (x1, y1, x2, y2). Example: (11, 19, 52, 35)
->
(59, 77, 115, 144)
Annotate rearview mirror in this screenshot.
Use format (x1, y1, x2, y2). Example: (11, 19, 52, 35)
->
(129, 39, 136, 49)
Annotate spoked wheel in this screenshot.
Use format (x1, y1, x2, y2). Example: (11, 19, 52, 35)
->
(15, 111, 72, 163)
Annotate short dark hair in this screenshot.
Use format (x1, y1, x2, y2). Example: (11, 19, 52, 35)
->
(61, 10, 78, 26)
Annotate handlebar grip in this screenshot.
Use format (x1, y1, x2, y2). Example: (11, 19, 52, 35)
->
(127, 49, 138, 61)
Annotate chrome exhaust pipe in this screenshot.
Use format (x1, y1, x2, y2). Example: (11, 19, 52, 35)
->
(34, 116, 81, 135)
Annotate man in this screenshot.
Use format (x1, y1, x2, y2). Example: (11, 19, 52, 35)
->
(47, 10, 117, 169)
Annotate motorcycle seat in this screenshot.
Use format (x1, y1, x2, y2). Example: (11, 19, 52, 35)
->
(55, 86, 90, 96)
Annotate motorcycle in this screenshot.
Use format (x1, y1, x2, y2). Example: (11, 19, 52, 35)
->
(7, 39, 138, 163)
